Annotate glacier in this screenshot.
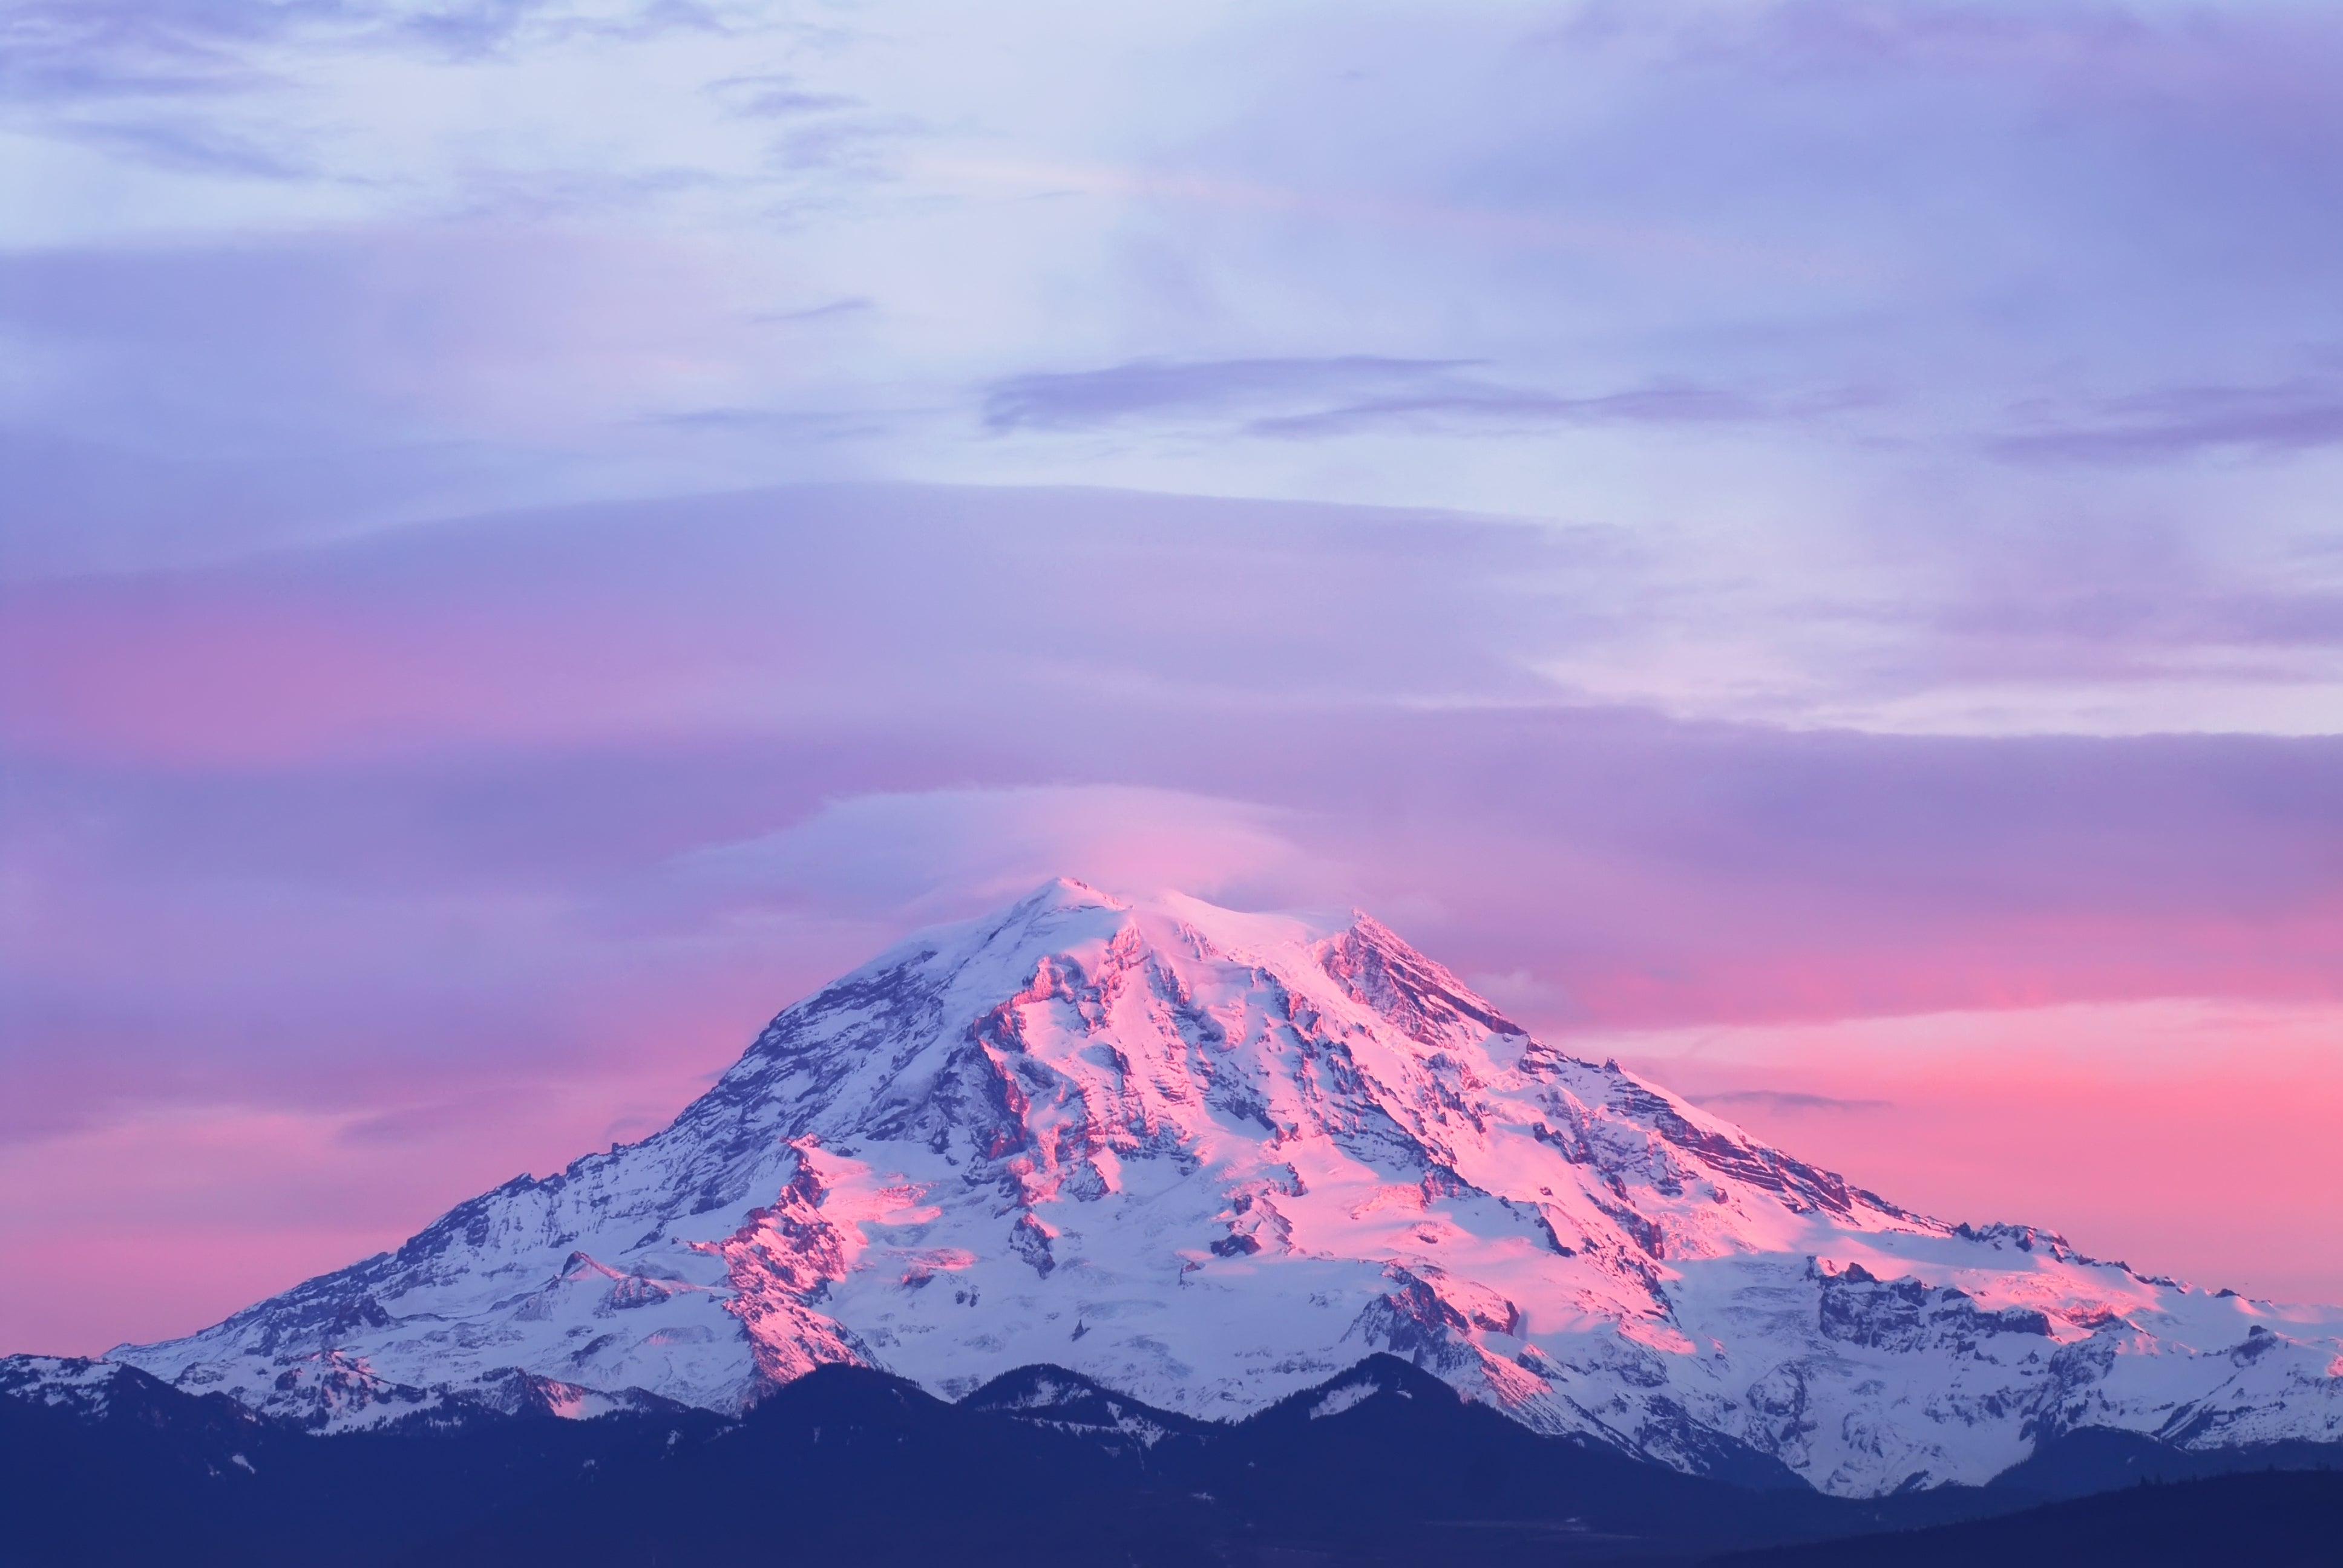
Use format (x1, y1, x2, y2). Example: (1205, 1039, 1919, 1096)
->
(81, 880, 2343, 1495)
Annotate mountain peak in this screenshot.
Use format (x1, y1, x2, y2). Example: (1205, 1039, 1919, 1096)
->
(92, 886, 2343, 1495)
(1003, 874, 1124, 920)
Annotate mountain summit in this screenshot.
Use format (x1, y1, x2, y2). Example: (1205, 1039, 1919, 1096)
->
(102, 881, 2343, 1494)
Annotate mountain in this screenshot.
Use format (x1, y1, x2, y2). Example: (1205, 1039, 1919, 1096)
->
(0, 1353, 729, 1567)
(410, 1354, 2027, 1568)
(59, 881, 2343, 1495)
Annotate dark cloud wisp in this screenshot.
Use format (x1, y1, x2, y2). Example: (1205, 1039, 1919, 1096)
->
(981, 356, 1767, 437)
(1995, 381, 2343, 464)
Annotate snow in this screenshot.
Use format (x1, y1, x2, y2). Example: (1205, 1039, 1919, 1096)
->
(49, 879, 2342, 1492)
(1309, 1380, 1381, 1420)
(0, 1355, 137, 1417)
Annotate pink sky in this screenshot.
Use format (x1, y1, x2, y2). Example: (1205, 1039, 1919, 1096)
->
(6, 1, 2342, 1357)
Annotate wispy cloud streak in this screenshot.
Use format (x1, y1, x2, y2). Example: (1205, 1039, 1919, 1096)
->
(1997, 382, 2343, 463)
(985, 357, 1771, 437)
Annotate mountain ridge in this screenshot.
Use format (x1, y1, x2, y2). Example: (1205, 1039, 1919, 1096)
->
(8, 1343, 2337, 1567)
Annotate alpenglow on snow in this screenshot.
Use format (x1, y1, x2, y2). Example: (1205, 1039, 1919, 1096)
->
(87, 882, 2343, 1495)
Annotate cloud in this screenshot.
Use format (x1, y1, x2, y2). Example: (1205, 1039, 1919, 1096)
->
(9, 0, 2343, 619)
(678, 785, 1332, 921)
(981, 356, 1761, 437)
(751, 296, 872, 323)
(704, 73, 863, 119)
(0, 1, 289, 105)
(983, 356, 1463, 430)
(1691, 1088, 1892, 1113)
(1248, 380, 1765, 439)
(49, 114, 317, 178)
(1995, 382, 2343, 463)
(0, 227, 757, 477)
(0, 0, 713, 94)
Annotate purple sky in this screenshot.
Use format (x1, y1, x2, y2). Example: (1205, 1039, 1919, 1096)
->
(4, 0, 2341, 1354)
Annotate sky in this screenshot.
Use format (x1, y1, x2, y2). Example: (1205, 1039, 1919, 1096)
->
(2, 0, 2340, 1355)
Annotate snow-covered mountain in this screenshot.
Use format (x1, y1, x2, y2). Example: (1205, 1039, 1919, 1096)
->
(87, 882, 2343, 1494)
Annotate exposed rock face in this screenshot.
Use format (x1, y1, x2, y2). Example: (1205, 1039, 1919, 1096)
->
(84, 881, 2343, 1493)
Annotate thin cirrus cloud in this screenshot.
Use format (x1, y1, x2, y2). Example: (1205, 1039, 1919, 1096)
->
(1995, 381, 2343, 463)
(981, 356, 1764, 438)
(1688, 1090, 1894, 1114)
(703, 73, 865, 120)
